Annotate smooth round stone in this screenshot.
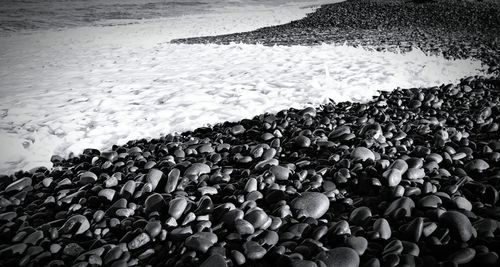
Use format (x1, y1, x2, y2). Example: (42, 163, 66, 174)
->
(383, 239, 403, 255)
(168, 198, 188, 220)
(120, 180, 136, 198)
(98, 189, 116, 201)
(144, 193, 166, 214)
(185, 163, 211, 176)
(116, 208, 134, 218)
(465, 159, 489, 172)
(260, 230, 279, 246)
(170, 226, 193, 240)
(439, 211, 475, 242)
(426, 153, 443, 163)
(222, 209, 244, 225)
(389, 159, 409, 173)
(185, 232, 217, 253)
(453, 196, 472, 211)
(291, 192, 330, 219)
(79, 171, 98, 185)
(316, 247, 360, 267)
(23, 230, 43, 245)
(301, 106, 316, 117)
(194, 196, 214, 215)
(270, 165, 291, 181)
(231, 250, 246, 265)
(291, 260, 318, 267)
(417, 195, 442, 209)
(244, 178, 258, 193)
(329, 125, 351, 139)
(295, 136, 311, 148)
(231, 125, 246, 135)
(244, 209, 268, 229)
(165, 168, 180, 193)
(384, 197, 415, 219)
(104, 176, 118, 188)
(406, 168, 425, 180)
(50, 244, 62, 254)
(5, 177, 32, 193)
(349, 206, 372, 226)
(383, 169, 402, 187)
(447, 248, 476, 264)
(128, 233, 151, 250)
(373, 218, 391, 240)
(255, 158, 279, 170)
(351, 147, 375, 162)
(145, 221, 162, 238)
(345, 236, 368, 255)
(332, 220, 351, 236)
(243, 241, 266, 260)
(146, 169, 163, 191)
(59, 214, 90, 235)
(198, 144, 214, 153)
(235, 219, 255, 235)
(406, 217, 424, 242)
(201, 254, 228, 267)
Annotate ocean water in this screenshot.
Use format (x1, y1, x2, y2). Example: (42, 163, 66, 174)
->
(0, 0, 321, 34)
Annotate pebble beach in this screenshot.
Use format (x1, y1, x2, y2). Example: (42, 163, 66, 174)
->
(0, 0, 500, 267)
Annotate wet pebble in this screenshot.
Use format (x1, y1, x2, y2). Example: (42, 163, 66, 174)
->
(291, 192, 330, 219)
(316, 247, 360, 267)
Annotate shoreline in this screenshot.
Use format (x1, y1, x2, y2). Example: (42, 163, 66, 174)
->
(172, 0, 500, 75)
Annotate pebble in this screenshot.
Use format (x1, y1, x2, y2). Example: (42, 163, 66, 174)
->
(373, 218, 391, 240)
(185, 163, 211, 176)
(185, 232, 217, 253)
(417, 195, 442, 209)
(4, 177, 32, 193)
(439, 211, 476, 242)
(145, 221, 162, 238)
(383, 169, 402, 187)
(59, 215, 90, 235)
(79, 171, 98, 185)
(168, 197, 188, 220)
(165, 168, 180, 193)
(144, 193, 166, 214)
(465, 159, 490, 172)
(384, 197, 415, 219)
(351, 147, 375, 162)
(120, 180, 136, 198)
(270, 165, 291, 180)
(349, 206, 372, 226)
(235, 219, 255, 235)
(128, 233, 151, 250)
(98, 189, 116, 201)
(447, 247, 476, 264)
(316, 247, 360, 267)
(231, 125, 246, 135)
(243, 241, 266, 260)
(201, 254, 228, 267)
(231, 250, 246, 265)
(345, 236, 368, 255)
(406, 168, 425, 179)
(244, 209, 268, 229)
(146, 168, 163, 191)
(291, 192, 330, 219)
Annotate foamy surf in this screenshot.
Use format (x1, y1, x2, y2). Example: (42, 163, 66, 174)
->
(0, 42, 487, 174)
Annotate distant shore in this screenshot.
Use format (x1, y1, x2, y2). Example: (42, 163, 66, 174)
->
(173, 0, 500, 75)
